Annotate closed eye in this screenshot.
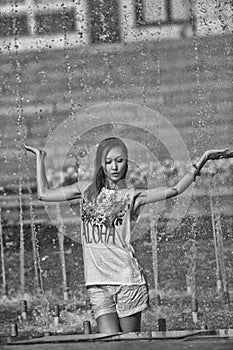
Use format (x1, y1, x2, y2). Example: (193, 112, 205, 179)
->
(105, 157, 124, 164)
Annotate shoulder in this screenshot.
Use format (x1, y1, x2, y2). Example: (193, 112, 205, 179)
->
(130, 188, 148, 210)
(129, 188, 146, 222)
(132, 188, 147, 200)
(120, 187, 137, 201)
(121, 187, 147, 200)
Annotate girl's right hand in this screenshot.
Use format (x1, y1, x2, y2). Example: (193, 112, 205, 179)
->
(194, 148, 233, 176)
(204, 148, 233, 161)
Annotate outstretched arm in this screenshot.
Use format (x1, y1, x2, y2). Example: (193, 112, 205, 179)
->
(134, 148, 233, 209)
(24, 144, 81, 202)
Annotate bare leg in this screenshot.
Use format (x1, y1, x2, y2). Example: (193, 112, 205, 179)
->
(96, 312, 121, 334)
(119, 312, 141, 332)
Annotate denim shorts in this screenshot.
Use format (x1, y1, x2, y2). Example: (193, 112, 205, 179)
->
(87, 284, 149, 319)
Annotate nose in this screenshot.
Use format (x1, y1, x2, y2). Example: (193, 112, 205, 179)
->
(112, 160, 117, 170)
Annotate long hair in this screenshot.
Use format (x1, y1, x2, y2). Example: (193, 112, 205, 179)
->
(84, 137, 128, 201)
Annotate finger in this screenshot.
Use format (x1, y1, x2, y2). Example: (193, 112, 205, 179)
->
(216, 148, 229, 154)
(222, 152, 233, 158)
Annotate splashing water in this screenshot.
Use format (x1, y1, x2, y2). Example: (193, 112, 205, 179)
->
(11, 14, 50, 328)
(24, 151, 45, 294)
(0, 0, 233, 334)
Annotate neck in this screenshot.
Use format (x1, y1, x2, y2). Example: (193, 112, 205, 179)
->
(106, 179, 125, 190)
(106, 181, 117, 190)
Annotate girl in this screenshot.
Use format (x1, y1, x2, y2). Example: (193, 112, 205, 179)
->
(24, 138, 232, 334)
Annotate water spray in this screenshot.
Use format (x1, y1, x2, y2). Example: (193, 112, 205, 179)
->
(0, 207, 7, 297)
(210, 191, 222, 292)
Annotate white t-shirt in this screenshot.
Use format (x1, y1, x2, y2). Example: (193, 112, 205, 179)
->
(80, 186, 146, 286)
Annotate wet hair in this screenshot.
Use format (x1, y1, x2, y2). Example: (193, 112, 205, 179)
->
(84, 137, 128, 201)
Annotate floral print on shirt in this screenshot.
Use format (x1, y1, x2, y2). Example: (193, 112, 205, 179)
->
(81, 188, 131, 228)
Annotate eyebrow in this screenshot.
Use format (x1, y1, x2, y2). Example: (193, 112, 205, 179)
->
(105, 156, 125, 160)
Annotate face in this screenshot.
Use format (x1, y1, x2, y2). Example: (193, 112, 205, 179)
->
(102, 146, 127, 188)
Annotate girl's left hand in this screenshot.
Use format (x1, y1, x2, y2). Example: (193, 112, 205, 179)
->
(204, 148, 233, 161)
